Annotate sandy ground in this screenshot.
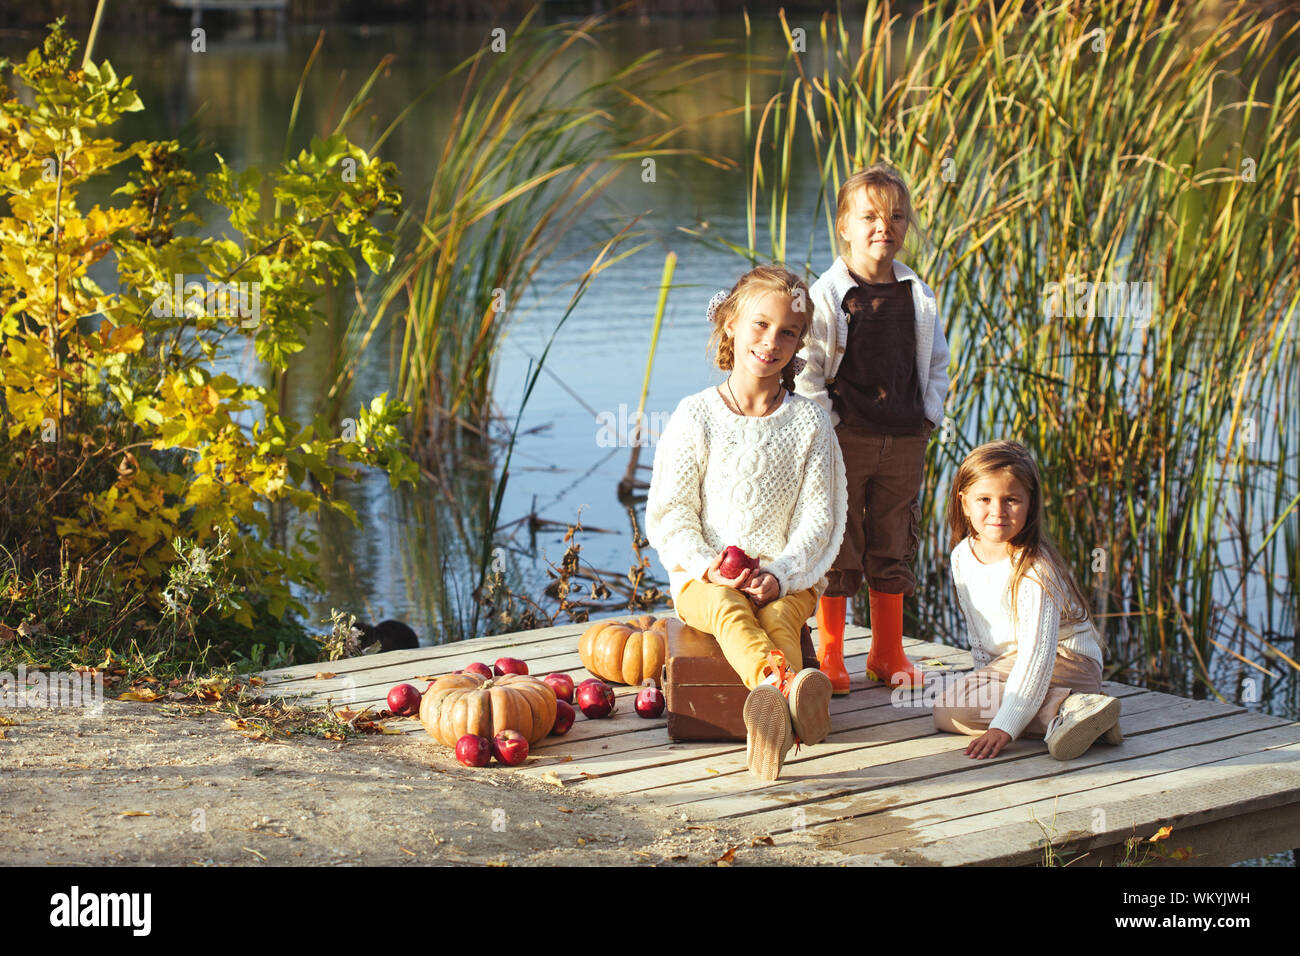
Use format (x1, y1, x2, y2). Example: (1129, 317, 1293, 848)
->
(0, 700, 841, 867)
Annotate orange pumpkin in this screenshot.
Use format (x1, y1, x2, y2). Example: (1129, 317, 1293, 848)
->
(579, 615, 669, 685)
(420, 672, 557, 747)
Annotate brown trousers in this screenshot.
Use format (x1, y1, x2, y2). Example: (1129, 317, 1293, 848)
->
(932, 646, 1103, 738)
(824, 421, 932, 598)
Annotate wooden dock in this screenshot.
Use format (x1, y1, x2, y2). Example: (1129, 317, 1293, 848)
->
(259, 617, 1300, 866)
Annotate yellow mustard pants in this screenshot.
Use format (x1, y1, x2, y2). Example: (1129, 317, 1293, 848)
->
(674, 579, 818, 689)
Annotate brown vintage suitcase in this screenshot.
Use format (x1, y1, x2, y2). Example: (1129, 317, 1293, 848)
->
(661, 617, 820, 742)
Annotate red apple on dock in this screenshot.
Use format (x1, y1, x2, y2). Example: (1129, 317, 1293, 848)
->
(494, 657, 529, 677)
(550, 699, 576, 736)
(386, 683, 423, 717)
(543, 673, 575, 703)
(576, 680, 616, 719)
(635, 679, 665, 719)
(455, 734, 492, 767)
(718, 545, 760, 579)
(463, 662, 493, 680)
(491, 730, 530, 765)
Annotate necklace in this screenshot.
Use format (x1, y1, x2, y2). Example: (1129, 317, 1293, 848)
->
(724, 375, 782, 417)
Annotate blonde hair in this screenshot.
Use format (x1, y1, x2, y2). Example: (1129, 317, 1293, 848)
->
(707, 265, 811, 395)
(945, 440, 1093, 629)
(835, 163, 924, 259)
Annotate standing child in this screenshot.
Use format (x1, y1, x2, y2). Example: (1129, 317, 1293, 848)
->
(795, 164, 950, 693)
(934, 440, 1121, 760)
(646, 265, 847, 781)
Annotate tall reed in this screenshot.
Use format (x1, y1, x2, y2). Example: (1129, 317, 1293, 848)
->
(743, 0, 1300, 705)
(320, 8, 726, 468)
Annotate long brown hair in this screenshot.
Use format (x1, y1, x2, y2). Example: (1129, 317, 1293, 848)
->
(707, 264, 811, 395)
(945, 440, 1093, 629)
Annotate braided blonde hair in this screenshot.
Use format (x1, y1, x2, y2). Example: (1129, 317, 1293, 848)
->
(706, 265, 811, 394)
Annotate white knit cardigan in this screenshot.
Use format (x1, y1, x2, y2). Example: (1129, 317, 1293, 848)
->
(645, 387, 848, 604)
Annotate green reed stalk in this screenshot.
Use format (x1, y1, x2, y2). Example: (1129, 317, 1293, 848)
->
(742, 0, 1300, 705)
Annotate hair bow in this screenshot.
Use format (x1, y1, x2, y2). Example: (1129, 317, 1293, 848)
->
(704, 289, 729, 323)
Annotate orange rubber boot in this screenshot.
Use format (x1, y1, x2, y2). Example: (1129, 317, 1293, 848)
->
(865, 589, 923, 688)
(815, 595, 851, 696)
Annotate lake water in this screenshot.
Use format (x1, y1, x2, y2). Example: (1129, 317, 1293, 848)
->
(4, 13, 1294, 724)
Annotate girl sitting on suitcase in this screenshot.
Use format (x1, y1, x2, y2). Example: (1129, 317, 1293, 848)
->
(646, 264, 848, 781)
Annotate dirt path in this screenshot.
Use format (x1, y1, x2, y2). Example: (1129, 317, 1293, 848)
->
(0, 701, 839, 867)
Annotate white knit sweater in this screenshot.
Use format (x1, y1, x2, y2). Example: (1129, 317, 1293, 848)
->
(950, 537, 1105, 739)
(645, 387, 848, 604)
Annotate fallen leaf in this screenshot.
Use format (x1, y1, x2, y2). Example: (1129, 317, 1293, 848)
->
(120, 811, 152, 817)
(557, 807, 574, 813)
(750, 835, 775, 847)
(670, 854, 687, 861)
(117, 688, 163, 702)
(1168, 847, 1194, 861)
(313, 672, 337, 680)
(713, 846, 738, 864)
(704, 767, 720, 775)
(248, 677, 265, 686)
(0, 715, 17, 726)
(579, 771, 601, 779)
(577, 837, 587, 846)
(486, 861, 508, 867)
(541, 771, 565, 787)
(1148, 825, 1174, 843)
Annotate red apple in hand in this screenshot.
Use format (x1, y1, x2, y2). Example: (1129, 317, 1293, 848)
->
(494, 657, 529, 677)
(386, 683, 423, 717)
(635, 679, 665, 718)
(455, 734, 492, 767)
(550, 699, 576, 735)
(491, 730, 530, 765)
(543, 673, 575, 703)
(463, 662, 493, 680)
(576, 680, 616, 718)
(718, 545, 760, 579)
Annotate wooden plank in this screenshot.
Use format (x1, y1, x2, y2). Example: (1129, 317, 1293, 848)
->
(258, 625, 882, 693)
(259, 617, 598, 682)
(637, 687, 1179, 813)
(1115, 799, 1300, 867)
(694, 697, 1266, 832)
(828, 738, 1300, 866)
(520, 691, 927, 782)
(262, 632, 963, 706)
(817, 718, 1300, 853)
(259, 619, 933, 685)
(557, 685, 1161, 799)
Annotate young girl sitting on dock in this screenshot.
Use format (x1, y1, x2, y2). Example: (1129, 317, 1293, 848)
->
(645, 265, 847, 781)
(934, 440, 1120, 761)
